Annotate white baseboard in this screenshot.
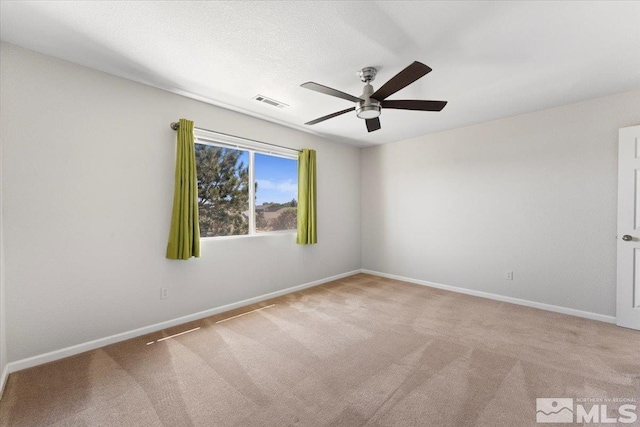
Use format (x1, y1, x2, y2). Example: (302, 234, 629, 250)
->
(6, 270, 361, 375)
(0, 363, 8, 401)
(4, 268, 616, 385)
(361, 269, 616, 324)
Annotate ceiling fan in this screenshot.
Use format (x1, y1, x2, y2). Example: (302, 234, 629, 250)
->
(301, 61, 447, 133)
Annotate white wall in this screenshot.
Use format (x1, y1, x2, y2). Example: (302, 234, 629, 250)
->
(361, 90, 640, 317)
(0, 42, 361, 363)
(0, 110, 6, 391)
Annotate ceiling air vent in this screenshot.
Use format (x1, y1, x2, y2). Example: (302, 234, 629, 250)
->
(253, 95, 289, 109)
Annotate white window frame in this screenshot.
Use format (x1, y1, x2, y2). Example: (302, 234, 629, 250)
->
(194, 128, 298, 240)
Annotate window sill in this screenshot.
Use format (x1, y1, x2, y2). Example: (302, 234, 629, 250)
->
(200, 230, 296, 241)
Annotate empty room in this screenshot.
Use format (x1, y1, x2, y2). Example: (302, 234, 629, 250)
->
(1, 1, 639, 426)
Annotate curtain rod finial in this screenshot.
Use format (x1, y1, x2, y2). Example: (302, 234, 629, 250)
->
(170, 122, 180, 130)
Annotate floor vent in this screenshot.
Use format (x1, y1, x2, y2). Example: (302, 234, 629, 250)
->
(253, 95, 288, 108)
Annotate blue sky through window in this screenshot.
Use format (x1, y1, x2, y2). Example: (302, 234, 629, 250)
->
(254, 153, 297, 206)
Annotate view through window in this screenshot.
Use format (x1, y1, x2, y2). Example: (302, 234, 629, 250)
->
(195, 140, 297, 238)
(255, 153, 298, 232)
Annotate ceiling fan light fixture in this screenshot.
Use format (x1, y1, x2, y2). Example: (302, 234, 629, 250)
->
(356, 104, 381, 119)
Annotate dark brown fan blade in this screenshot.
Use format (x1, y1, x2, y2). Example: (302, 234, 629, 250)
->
(381, 100, 447, 111)
(365, 117, 381, 132)
(301, 82, 363, 103)
(371, 61, 432, 101)
(305, 107, 355, 125)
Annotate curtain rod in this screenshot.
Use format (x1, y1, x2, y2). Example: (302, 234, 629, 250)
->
(170, 122, 302, 153)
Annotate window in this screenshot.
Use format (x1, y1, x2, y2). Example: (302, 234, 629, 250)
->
(194, 130, 297, 238)
(195, 144, 249, 237)
(255, 153, 298, 233)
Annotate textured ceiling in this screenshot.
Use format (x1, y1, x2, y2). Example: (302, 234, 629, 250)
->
(1, 1, 639, 147)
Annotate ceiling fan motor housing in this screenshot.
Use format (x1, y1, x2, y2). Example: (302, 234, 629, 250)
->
(356, 83, 381, 119)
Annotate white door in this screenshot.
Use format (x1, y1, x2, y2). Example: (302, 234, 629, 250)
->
(617, 125, 640, 330)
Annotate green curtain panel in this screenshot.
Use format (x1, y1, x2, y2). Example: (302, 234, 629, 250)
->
(297, 149, 317, 245)
(166, 118, 201, 259)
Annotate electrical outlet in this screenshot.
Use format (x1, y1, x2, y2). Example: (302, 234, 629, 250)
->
(161, 287, 169, 300)
(505, 271, 514, 280)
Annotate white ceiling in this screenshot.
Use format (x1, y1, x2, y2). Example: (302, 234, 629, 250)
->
(1, 1, 639, 147)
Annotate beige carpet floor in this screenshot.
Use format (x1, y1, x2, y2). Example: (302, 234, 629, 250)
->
(1, 274, 639, 426)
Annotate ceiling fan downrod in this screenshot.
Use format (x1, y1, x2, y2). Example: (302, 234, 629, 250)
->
(357, 67, 381, 119)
